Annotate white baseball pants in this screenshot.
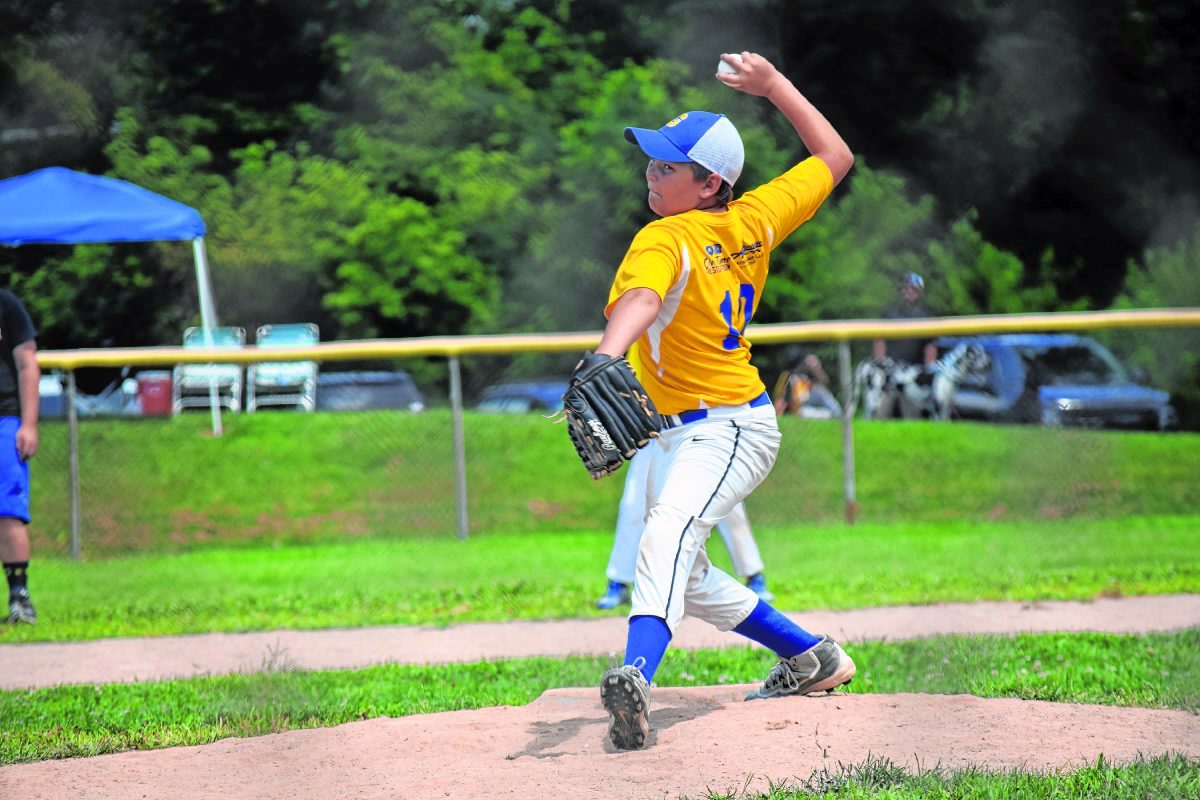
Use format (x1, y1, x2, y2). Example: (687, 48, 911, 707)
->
(630, 403, 781, 634)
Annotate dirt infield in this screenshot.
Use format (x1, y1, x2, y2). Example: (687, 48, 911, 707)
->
(3, 594, 1199, 689)
(2, 690, 1197, 800)
(1, 595, 1198, 799)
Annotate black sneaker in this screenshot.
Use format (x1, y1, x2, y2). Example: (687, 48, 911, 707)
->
(7, 588, 36, 624)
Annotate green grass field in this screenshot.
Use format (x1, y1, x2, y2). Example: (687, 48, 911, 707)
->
(699, 754, 1200, 799)
(2, 514, 1197, 642)
(27, 411, 1200, 555)
(5, 414, 1198, 795)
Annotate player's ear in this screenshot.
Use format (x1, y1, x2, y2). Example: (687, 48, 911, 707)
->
(700, 171, 722, 198)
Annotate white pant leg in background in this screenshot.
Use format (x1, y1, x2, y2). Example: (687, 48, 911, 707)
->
(605, 447, 651, 584)
(607, 447, 762, 583)
(631, 405, 781, 633)
(715, 500, 764, 579)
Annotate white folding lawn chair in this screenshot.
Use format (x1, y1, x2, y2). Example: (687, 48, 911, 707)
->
(246, 323, 319, 413)
(172, 326, 246, 414)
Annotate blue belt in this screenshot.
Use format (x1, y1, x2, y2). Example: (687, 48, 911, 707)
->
(660, 391, 771, 429)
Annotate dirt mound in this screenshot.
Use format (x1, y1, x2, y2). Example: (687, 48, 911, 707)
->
(3, 595, 1198, 799)
(3, 689, 1197, 800)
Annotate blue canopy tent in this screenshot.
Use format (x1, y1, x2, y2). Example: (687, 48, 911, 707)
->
(0, 166, 225, 435)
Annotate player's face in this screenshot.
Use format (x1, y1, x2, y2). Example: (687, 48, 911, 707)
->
(645, 159, 707, 217)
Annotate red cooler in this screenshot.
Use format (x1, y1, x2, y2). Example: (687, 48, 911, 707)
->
(137, 371, 173, 415)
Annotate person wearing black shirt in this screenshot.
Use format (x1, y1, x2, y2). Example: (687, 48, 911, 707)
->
(0, 289, 40, 624)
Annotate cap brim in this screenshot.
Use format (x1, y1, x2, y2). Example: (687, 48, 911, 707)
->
(624, 127, 691, 163)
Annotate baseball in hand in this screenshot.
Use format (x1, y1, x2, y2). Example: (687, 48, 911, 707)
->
(717, 54, 742, 75)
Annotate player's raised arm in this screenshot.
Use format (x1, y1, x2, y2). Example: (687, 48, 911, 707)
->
(716, 52, 853, 185)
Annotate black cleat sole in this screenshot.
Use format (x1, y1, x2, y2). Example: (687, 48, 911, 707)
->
(600, 671, 649, 750)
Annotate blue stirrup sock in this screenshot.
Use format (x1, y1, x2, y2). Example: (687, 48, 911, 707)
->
(733, 600, 821, 658)
(624, 615, 671, 682)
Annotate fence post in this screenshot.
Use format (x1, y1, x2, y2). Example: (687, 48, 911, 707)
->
(65, 370, 82, 560)
(448, 356, 469, 540)
(838, 341, 858, 524)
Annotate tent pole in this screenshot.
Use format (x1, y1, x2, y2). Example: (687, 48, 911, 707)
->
(193, 237, 223, 437)
(66, 370, 82, 560)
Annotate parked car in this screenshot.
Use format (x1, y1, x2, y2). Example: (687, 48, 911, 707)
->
(316, 370, 425, 412)
(935, 333, 1177, 431)
(476, 381, 566, 413)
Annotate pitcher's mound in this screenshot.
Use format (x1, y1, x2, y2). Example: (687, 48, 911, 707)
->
(3, 688, 1197, 800)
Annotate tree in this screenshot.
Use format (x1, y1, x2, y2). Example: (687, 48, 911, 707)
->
(324, 196, 496, 339)
(1113, 227, 1200, 428)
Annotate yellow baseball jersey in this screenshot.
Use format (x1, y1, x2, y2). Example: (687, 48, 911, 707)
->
(607, 156, 834, 415)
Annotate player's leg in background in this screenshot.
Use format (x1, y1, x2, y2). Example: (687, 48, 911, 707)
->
(598, 447, 652, 609)
(713, 501, 774, 603)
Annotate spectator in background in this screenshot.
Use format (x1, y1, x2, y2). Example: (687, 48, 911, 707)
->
(873, 272, 937, 418)
(0, 288, 39, 624)
(773, 347, 842, 419)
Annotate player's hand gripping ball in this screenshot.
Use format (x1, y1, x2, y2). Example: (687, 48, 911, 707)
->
(717, 53, 743, 75)
(558, 352, 663, 479)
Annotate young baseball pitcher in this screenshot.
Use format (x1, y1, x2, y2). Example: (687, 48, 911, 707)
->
(591, 52, 856, 750)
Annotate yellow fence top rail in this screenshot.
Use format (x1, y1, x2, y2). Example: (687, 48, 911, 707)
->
(37, 308, 1200, 370)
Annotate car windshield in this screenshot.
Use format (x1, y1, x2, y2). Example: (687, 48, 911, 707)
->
(1018, 344, 1126, 386)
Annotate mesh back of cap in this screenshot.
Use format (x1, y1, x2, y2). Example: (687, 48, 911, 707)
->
(686, 116, 744, 185)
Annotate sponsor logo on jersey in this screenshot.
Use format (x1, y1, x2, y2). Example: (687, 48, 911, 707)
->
(732, 241, 764, 260)
(704, 241, 764, 273)
(703, 256, 731, 274)
(588, 419, 618, 451)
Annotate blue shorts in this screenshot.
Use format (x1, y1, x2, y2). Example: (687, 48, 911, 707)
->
(0, 417, 30, 522)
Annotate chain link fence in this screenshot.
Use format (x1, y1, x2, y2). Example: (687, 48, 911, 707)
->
(30, 313, 1200, 560)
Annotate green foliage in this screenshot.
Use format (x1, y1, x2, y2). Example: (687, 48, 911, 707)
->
(324, 194, 498, 337)
(9, 0, 1198, 348)
(1113, 227, 1200, 427)
(210, 141, 365, 330)
(11, 243, 190, 348)
(761, 165, 1067, 326)
(763, 163, 938, 324)
(928, 211, 1064, 315)
(105, 108, 234, 219)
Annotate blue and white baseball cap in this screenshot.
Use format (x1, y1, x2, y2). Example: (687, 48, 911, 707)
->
(625, 111, 745, 186)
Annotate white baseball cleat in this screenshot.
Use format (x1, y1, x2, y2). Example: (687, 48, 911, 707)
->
(600, 657, 651, 750)
(745, 635, 856, 700)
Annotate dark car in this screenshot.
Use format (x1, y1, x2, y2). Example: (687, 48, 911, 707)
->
(316, 370, 425, 412)
(476, 381, 567, 413)
(935, 334, 1177, 431)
